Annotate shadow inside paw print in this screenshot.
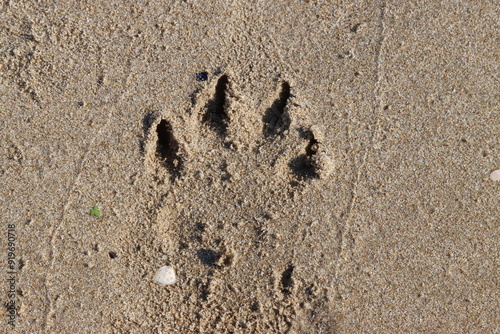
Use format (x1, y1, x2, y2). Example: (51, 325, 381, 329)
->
(201, 74, 230, 138)
(155, 119, 183, 182)
(263, 81, 291, 138)
(289, 128, 320, 179)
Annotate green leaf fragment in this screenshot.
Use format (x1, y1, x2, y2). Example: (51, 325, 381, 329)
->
(90, 205, 102, 217)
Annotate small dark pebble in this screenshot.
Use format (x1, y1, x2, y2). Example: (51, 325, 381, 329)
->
(196, 71, 208, 81)
(109, 251, 117, 259)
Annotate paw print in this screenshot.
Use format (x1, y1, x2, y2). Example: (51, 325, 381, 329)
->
(143, 73, 335, 332)
(146, 74, 333, 184)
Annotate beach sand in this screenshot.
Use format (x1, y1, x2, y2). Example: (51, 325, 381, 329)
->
(1, 0, 498, 332)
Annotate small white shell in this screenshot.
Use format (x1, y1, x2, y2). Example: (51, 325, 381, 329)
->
(154, 266, 176, 285)
(490, 169, 500, 181)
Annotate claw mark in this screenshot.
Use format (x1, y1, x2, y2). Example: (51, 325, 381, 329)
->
(263, 81, 291, 137)
(202, 75, 229, 137)
(281, 264, 294, 295)
(289, 130, 319, 179)
(156, 119, 183, 181)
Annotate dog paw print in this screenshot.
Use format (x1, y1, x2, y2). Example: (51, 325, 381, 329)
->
(146, 74, 333, 184)
(143, 73, 335, 332)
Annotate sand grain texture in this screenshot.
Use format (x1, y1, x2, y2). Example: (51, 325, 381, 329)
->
(0, 0, 498, 333)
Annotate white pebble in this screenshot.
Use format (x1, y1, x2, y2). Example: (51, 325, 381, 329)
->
(490, 169, 500, 181)
(154, 266, 176, 285)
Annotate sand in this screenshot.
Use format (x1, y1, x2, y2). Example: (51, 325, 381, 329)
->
(1, 0, 499, 333)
